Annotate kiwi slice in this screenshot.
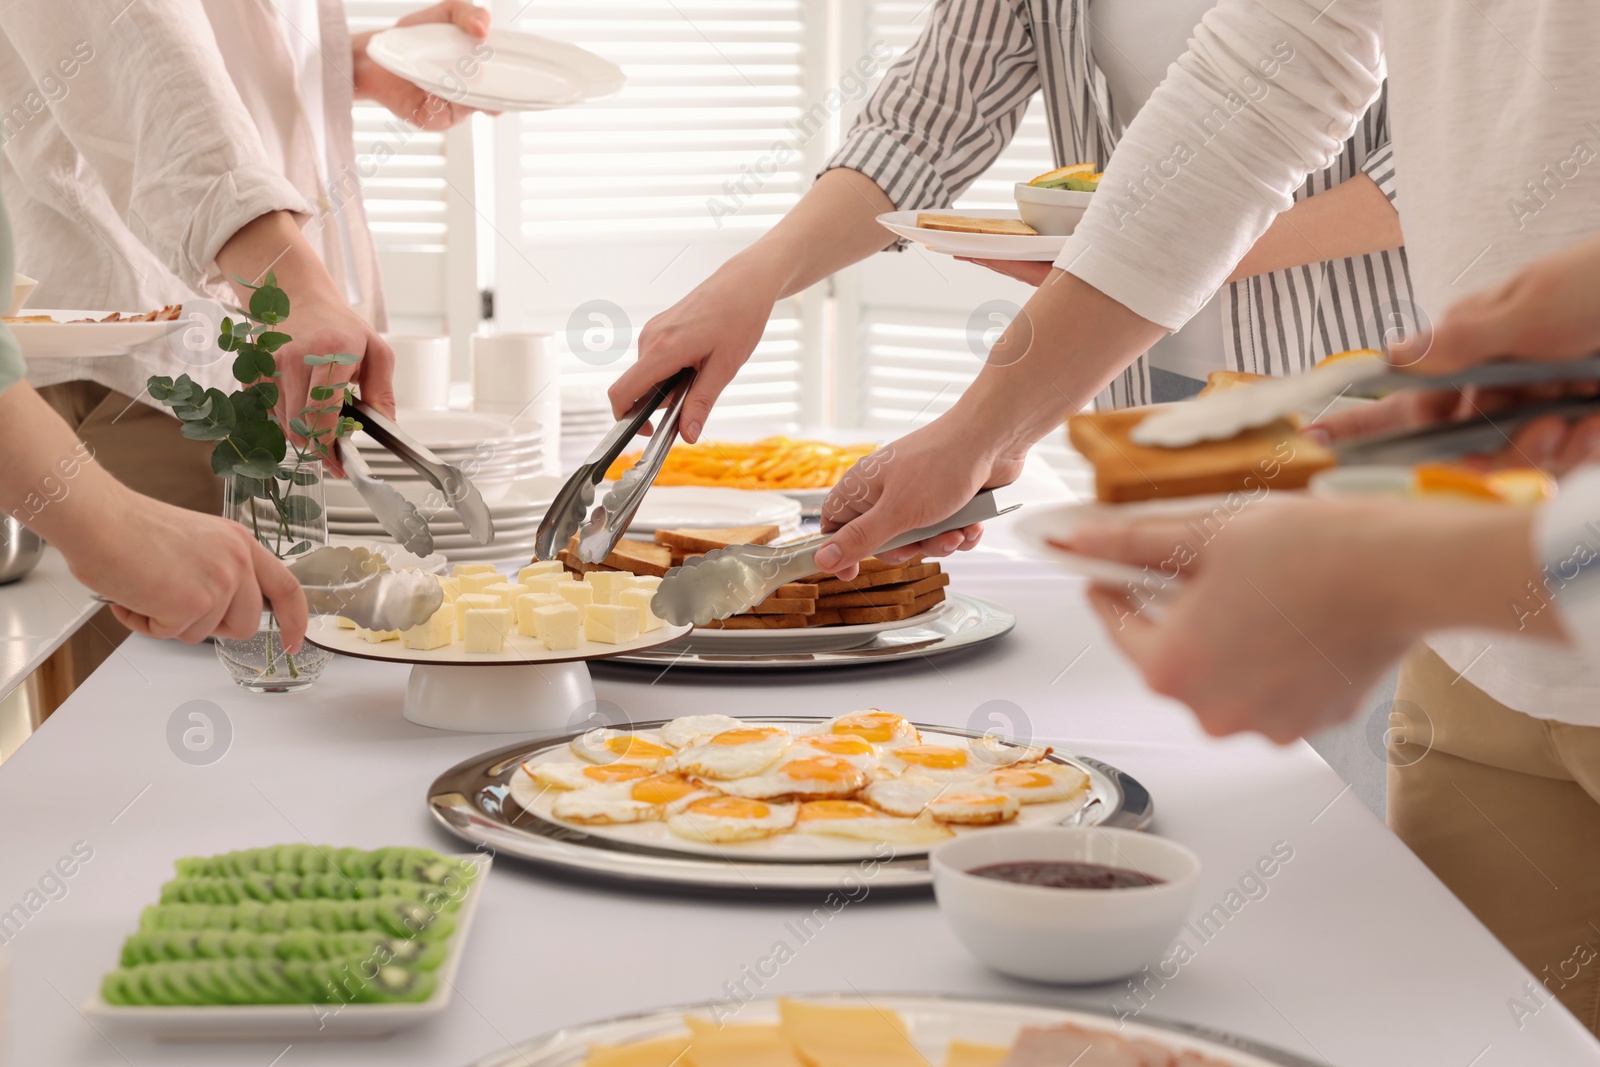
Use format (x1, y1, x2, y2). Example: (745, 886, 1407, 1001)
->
(362, 964, 436, 1003)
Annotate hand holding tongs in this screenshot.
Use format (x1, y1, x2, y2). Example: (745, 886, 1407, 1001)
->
(337, 398, 496, 556)
(534, 368, 694, 563)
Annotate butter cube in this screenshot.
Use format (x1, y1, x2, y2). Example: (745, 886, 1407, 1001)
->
(457, 571, 501, 595)
(628, 575, 663, 594)
(357, 627, 400, 643)
(534, 604, 582, 650)
(452, 563, 497, 577)
(518, 561, 565, 585)
(483, 581, 529, 610)
(463, 607, 514, 653)
(401, 605, 454, 650)
(515, 593, 566, 638)
(436, 576, 463, 603)
(583, 603, 641, 645)
(584, 571, 633, 605)
(454, 593, 499, 634)
(525, 573, 575, 595)
(334, 616, 359, 630)
(556, 583, 595, 610)
(618, 587, 663, 633)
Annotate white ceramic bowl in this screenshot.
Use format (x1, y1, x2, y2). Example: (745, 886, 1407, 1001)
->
(931, 827, 1201, 984)
(1013, 183, 1094, 236)
(1307, 465, 1415, 499)
(8, 273, 37, 316)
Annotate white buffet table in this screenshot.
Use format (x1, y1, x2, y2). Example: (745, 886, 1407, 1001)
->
(1, 510, 1597, 1066)
(0, 547, 99, 704)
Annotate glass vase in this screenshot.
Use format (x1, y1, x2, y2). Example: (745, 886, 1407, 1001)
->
(214, 459, 333, 693)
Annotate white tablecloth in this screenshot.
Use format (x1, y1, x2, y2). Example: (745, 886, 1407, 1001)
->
(0, 505, 1597, 1065)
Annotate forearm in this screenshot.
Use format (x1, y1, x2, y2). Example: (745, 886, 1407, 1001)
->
(215, 211, 343, 312)
(1226, 174, 1402, 282)
(0, 384, 130, 558)
(944, 270, 1169, 457)
(717, 169, 895, 301)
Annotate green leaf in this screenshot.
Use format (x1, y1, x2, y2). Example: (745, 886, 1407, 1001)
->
(249, 381, 279, 409)
(175, 394, 214, 421)
(309, 385, 335, 402)
(302, 353, 335, 367)
(338, 417, 362, 437)
(278, 494, 322, 522)
(249, 284, 290, 324)
(253, 347, 278, 379)
(256, 331, 292, 352)
(285, 539, 314, 556)
(147, 377, 175, 402)
(330, 352, 361, 366)
(264, 270, 278, 288)
(229, 274, 259, 291)
(288, 467, 320, 486)
(233, 448, 279, 480)
(231, 391, 266, 425)
(288, 417, 313, 437)
(233, 419, 288, 464)
(213, 444, 239, 478)
(225, 473, 263, 503)
(180, 420, 233, 442)
(232, 350, 259, 383)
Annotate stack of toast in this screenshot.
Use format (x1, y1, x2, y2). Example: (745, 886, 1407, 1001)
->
(555, 525, 950, 630)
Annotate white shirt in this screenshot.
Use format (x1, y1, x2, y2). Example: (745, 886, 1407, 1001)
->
(0, 0, 385, 405)
(1057, 0, 1600, 723)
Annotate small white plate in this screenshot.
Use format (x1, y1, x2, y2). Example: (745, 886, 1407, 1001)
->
(324, 477, 561, 523)
(1011, 497, 1255, 588)
(876, 210, 1067, 262)
(10, 308, 186, 358)
(307, 615, 689, 665)
(680, 598, 955, 654)
(354, 409, 518, 452)
(366, 25, 625, 112)
(80, 853, 490, 1041)
(619, 486, 803, 533)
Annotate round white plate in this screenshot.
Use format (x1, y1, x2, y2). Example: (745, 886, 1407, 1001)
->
(509, 721, 1088, 863)
(437, 540, 542, 564)
(10, 308, 187, 358)
(468, 994, 1322, 1067)
(354, 409, 517, 451)
(366, 25, 625, 112)
(333, 525, 540, 551)
(680, 597, 955, 654)
(324, 476, 561, 523)
(306, 614, 689, 665)
(620, 486, 803, 533)
(877, 209, 1068, 262)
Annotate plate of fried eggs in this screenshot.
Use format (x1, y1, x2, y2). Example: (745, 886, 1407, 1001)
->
(504, 711, 1109, 862)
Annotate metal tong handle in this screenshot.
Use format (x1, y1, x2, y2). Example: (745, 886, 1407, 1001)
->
(1336, 394, 1600, 466)
(577, 370, 694, 563)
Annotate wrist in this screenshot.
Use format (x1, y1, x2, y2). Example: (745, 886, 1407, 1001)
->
(350, 31, 379, 101)
(720, 244, 792, 304)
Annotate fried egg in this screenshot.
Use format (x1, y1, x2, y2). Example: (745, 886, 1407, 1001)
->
(862, 776, 1019, 824)
(824, 710, 919, 747)
(710, 756, 868, 800)
(668, 726, 791, 780)
(659, 714, 749, 749)
(523, 760, 653, 791)
(667, 795, 798, 842)
(794, 800, 954, 843)
(965, 736, 1054, 770)
(785, 734, 881, 773)
(550, 774, 710, 825)
(973, 762, 1092, 804)
(569, 729, 675, 768)
(880, 743, 978, 780)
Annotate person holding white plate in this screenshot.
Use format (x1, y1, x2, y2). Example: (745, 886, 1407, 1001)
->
(0, 0, 493, 513)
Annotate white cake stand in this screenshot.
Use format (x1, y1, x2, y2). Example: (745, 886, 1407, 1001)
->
(305, 617, 692, 733)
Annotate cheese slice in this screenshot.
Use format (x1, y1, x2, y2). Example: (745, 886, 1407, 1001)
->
(515, 593, 566, 638)
(525, 573, 576, 596)
(583, 1035, 693, 1067)
(452, 563, 496, 577)
(942, 1041, 1009, 1067)
(483, 581, 529, 610)
(683, 1019, 803, 1067)
(453, 593, 500, 634)
(777, 1000, 932, 1067)
(401, 605, 454, 651)
(518, 560, 565, 584)
(584, 571, 632, 605)
(618, 587, 663, 633)
(457, 572, 501, 595)
(535, 604, 582, 650)
(436, 576, 463, 603)
(583, 603, 641, 645)
(557, 583, 595, 610)
(463, 607, 514, 653)
(334, 616, 359, 630)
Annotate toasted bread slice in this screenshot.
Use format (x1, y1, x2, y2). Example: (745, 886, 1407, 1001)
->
(699, 613, 813, 630)
(1067, 408, 1336, 503)
(653, 525, 780, 553)
(1198, 370, 1272, 397)
(742, 595, 816, 616)
(915, 213, 1037, 237)
(816, 571, 949, 609)
(811, 561, 940, 596)
(807, 588, 947, 626)
(602, 540, 673, 577)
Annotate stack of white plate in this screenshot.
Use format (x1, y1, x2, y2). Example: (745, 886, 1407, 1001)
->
(561, 384, 613, 474)
(365, 26, 626, 113)
(327, 478, 565, 565)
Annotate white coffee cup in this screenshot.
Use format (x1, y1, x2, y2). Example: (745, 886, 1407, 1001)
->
(472, 333, 560, 474)
(384, 335, 452, 411)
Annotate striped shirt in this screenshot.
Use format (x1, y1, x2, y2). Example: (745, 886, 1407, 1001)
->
(824, 0, 1412, 409)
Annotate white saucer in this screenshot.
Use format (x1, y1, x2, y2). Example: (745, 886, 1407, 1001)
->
(876, 209, 1068, 262)
(366, 25, 625, 112)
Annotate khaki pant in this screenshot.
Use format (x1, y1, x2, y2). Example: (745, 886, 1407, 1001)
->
(1391, 645, 1600, 1034)
(37, 382, 222, 514)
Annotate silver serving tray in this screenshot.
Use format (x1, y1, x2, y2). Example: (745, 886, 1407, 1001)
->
(463, 993, 1328, 1067)
(601, 593, 1015, 671)
(426, 717, 1153, 895)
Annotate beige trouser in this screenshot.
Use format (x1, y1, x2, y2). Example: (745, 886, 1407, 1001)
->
(37, 382, 223, 514)
(1391, 645, 1600, 1035)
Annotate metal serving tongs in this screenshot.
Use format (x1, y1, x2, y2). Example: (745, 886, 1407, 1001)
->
(91, 545, 443, 633)
(337, 398, 496, 555)
(1131, 352, 1600, 448)
(533, 367, 694, 563)
(1333, 393, 1600, 467)
(652, 489, 1018, 627)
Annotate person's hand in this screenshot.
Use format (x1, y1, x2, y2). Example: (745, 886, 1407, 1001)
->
(954, 258, 1052, 286)
(352, 1, 495, 130)
(66, 486, 309, 650)
(274, 296, 396, 475)
(1308, 381, 1600, 444)
(813, 416, 1025, 579)
(1068, 497, 1547, 743)
(607, 265, 779, 441)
